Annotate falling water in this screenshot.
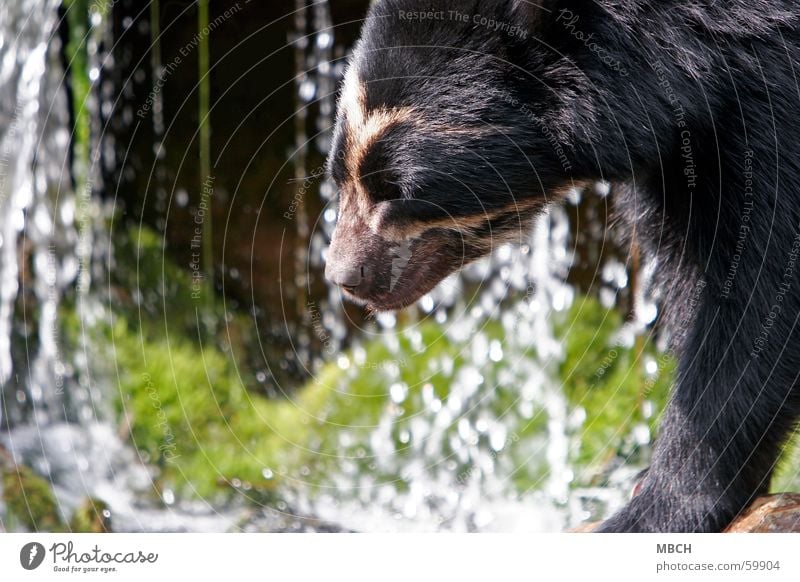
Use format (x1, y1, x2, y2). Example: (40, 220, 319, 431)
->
(0, 0, 68, 427)
(1, 0, 117, 524)
(0, 1, 228, 533)
(289, 204, 640, 532)
(300, 0, 348, 358)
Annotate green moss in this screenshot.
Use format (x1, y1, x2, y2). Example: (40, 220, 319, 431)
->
(1, 464, 119, 532)
(63, 0, 91, 186)
(555, 297, 675, 473)
(102, 311, 458, 497)
(773, 433, 800, 493)
(2, 464, 65, 532)
(101, 293, 674, 500)
(70, 498, 112, 533)
(64, 224, 679, 505)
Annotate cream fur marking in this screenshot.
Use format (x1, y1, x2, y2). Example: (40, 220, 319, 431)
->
(340, 67, 413, 181)
(371, 183, 588, 241)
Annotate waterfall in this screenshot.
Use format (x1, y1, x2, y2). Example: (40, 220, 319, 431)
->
(0, 1, 160, 533)
(0, 0, 68, 427)
(0, 0, 309, 534)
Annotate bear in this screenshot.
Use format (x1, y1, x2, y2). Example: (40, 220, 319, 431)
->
(323, 0, 800, 532)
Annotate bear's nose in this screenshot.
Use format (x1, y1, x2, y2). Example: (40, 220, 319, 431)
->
(324, 260, 363, 289)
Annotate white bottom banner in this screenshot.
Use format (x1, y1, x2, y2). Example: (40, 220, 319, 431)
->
(0, 533, 798, 581)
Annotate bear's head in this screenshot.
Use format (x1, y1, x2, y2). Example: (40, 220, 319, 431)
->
(325, 0, 588, 310)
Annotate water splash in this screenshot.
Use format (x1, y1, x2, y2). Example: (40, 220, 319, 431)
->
(293, 205, 592, 532)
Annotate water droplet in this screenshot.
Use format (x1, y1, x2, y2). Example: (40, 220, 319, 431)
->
(489, 340, 503, 362)
(175, 189, 189, 207)
(317, 32, 332, 49)
(633, 424, 651, 445)
(639, 302, 658, 325)
(389, 383, 406, 404)
(489, 426, 508, 452)
(595, 181, 612, 197)
(299, 80, 316, 102)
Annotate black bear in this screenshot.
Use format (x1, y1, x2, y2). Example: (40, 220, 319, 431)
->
(323, 0, 800, 532)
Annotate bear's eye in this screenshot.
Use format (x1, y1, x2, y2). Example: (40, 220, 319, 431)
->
(359, 142, 404, 203)
(362, 172, 403, 204)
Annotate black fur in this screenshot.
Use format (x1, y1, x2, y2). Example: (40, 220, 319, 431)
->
(326, 0, 800, 532)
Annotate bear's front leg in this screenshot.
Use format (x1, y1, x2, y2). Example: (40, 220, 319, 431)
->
(597, 223, 800, 532)
(596, 401, 770, 532)
(596, 370, 785, 532)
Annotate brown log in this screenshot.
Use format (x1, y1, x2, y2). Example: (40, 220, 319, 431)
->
(725, 494, 800, 533)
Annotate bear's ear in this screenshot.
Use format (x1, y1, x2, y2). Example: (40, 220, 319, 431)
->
(509, 0, 554, 27)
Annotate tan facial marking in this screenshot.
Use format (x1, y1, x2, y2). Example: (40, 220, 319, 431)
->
(373, 182, 589, 241)
(340, 67, 413, 183)
(338, 68, 491, 225)
(370, 198, 541, 241)
(336, 67, 415, 234)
